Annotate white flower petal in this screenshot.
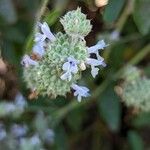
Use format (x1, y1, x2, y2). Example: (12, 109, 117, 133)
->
(71, 65, 78, 73)
(60, 56, 78, 81)
(21, 55, 38, 67)
(40, 22, 55, 41)
(68, 56, 78, 64)
(77, 95, 82, 102)
(62, 62, 70, 71)
(60, 71, 72, 81)
(32, 42, 45, 57)
(88, 40, 107, 53)
(34, 33, 46, 42)
(71, 84, 90, 101)
(86, 58, 103, 66)
(91, 66, 99, 78)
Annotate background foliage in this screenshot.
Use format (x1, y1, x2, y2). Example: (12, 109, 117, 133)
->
(0, 0, 150, 150)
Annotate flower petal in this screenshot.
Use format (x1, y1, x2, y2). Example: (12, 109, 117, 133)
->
(91, 66, 99, 78)
(34, 33, 46, 42)
(71, 84, 90, 101)
(32, 42, 45, 57)
(86, 58, 103, 66)
(71, 65, 78, 73)
(60, 71, 72, 81)
(40, 22, 55, 41)
(88, 40, 107, 53)
(21, 55, 38, 67)
(62, 62, 70, 71)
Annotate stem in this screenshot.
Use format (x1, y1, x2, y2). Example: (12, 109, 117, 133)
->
(35, 0, 49, 32)
(116, 0, 135, 32)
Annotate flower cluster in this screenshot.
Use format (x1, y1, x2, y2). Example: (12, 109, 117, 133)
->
(0, 93, 27, 117)
(0, 112, 54, 150)
(121, 66, 150, 112)
(21, 8, 107, 101)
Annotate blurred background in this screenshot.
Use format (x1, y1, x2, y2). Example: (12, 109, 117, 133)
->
(0, 0, 150, 150)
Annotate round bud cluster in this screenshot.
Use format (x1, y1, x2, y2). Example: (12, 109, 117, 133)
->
(21, 8, 107, 101)
(60, 7, 92, 37)
(121, 66, 150, 112)
(122, 65, 141, 82)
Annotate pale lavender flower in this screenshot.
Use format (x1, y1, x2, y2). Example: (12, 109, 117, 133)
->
(36, 22, 56, 42)
(86, 58, 106, 78)
(88, 40, 107, 53)
(0, 123, 6, 141)
(71, 84, 90, 102)
(15, 93, 27, 109)
(11, 124, 27, 138)
(32, 41, 45, 57)
(30, 134, 41, 146)
(44, 129, 55, 144)
(6, 103, 16, 113)
(110, 30, 120, 41)
(88, 40, 108, 61)
(21, 55, 38, 67)
(60, 57, 78, 81)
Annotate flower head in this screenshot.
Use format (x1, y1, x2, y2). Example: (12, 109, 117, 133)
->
(71, 84, 90, 102)
(60, 57, 78, 81)
(21, 55, 38, 67)
(22, 8, 108, 101)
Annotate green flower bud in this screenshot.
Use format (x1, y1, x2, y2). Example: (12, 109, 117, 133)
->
(123, 66, 141, 82)
(60, 7, 92, 37)
(122, 78, 150, 112)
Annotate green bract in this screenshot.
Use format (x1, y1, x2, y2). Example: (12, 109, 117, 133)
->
(60, 7, 92, 37)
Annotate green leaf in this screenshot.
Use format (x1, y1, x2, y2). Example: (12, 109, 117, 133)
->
(98, 84, 121, 131)
(54, 125, 68, 150)
(133, 0, 150, 35)
(0, 0, 17, 24)
(103, 0, 125, 23)
(66, 107, 86, 131)
(132, 112, 150, 128)
(128, 131, 144, 150)
(44, 9, 61, 26)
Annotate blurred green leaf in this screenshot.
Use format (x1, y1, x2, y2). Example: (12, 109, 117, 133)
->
(133, 0, 150, 35)
(2, 41, 19, 65)
(0, 0, 17, 24)
(44, 9, 61, 26)
(132, 112, 150, 128)
(98, 84, 121, 131)
(66, 107, 86, 131)
(144, 65, 150, 77)
(54, 125, 68, 150)
(127, 131, 144, 150)
(103, 0, 125, 23)
(109, 43, 126, 70)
